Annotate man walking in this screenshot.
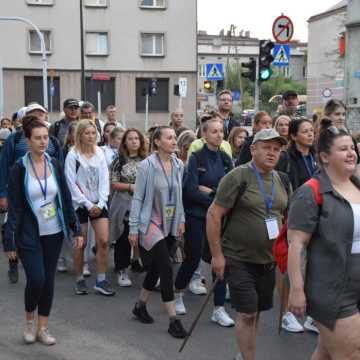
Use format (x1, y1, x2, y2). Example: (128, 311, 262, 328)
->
(207, 129, 290, 360)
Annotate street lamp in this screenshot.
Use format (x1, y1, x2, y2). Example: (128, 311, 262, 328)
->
(0, 16, 48, 115)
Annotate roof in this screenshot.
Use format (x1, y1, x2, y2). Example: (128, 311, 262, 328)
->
(308, 0, 347, 22)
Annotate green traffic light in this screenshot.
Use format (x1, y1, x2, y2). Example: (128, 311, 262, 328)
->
(260, 68, 272, 81)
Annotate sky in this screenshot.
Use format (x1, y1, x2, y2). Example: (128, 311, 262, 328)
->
(197, 0, 341, 42)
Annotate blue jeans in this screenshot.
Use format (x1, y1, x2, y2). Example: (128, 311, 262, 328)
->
(18, 232, 63, 316)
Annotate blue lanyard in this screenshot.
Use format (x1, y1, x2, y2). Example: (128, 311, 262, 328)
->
(29, 155, 48, 201)
(302, 154, 315, 178)
(251, 162, 275, 216)
(156, 154, 174, 202)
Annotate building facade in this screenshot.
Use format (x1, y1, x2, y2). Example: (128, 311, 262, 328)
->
(197, 30, 307, 111)
(306, 1, 347, 116)
(0, 0, 197, 129)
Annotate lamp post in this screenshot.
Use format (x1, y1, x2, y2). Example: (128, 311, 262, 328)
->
(0, 16, 48, 114)
(80, 0, 86, 100)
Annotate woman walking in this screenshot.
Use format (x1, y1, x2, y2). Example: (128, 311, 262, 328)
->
(3, 116, 83, 345)
(109, 128, 147, 286)
(129, 126, 188, 339)
(65, 119, 115, 296)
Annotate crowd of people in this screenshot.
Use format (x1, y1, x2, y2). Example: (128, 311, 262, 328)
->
(0, 90, 359, 360)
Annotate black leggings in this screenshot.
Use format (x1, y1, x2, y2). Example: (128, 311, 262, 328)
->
(141, 236, 175, 303)
(114, 222, 131, 272)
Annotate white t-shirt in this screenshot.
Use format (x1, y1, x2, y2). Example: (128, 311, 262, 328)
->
(28, 172, 62, 236)
(351, 203, 360, 254)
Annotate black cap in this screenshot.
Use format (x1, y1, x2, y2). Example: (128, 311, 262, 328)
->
(282, 90, 298, 101)
(63, 98, 79, 109)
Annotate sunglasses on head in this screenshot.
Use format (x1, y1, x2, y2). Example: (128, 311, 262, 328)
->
(326, 125, 348, 135)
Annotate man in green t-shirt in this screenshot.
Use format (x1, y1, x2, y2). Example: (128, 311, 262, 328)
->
(207, 128, 290, 360)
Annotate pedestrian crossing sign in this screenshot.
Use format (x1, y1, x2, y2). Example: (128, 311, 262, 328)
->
(206, 63, 224, 80)
(272, 44, 290, 67)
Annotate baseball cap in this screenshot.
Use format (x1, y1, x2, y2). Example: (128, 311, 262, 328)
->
(25, 103, 48, 114)
(63, 98, 79, 108)
(282, 90, 298, 101)
(16, 106, 28, 120)
(0, 128, 11, 141)
(252, 128, 287, 146)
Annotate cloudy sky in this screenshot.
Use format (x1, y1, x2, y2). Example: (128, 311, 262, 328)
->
(197, 0, 341, 41)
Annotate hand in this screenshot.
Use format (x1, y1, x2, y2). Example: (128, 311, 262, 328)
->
(6, 251, 17, 261)
(177, 223, 185, 237)
(211, 254, 226, 280)
(89, 206, 101, 218)
(288, 288, 307, 318)
(73, 236, 84, 250)
(128, 234, 139, 247)
(0, 197, 8, 211)
(198, 185, 213, 194)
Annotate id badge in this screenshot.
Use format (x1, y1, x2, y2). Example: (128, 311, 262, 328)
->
(165, 204, 175, 221)
(265, 217, 279, 240)
(40, 202, 57, 221)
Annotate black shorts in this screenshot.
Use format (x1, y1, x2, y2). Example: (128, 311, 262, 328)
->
(76, 207, 108, 224)
(225, 260, 276, 314)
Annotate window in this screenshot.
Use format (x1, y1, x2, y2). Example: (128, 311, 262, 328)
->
(141, 33, 164, 57)
(86, 32, 108, 56)
(24, 76, 60, 112)
(84, 0, 108, 7)
(85, 78, 115, 111)
(28, 30, 52, 54)
(136, 78, 169, 113)
(26, 0, 54, 6)
(140, 0, 166, 8)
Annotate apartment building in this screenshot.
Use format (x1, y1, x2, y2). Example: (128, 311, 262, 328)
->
(0, 0, 197, 129)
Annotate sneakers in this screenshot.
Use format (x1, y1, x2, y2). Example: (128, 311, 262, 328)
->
(132, 303, 154, 324)
(75, 279, 89, 295)
(174, 293, 187, 315)
(8, 260, 19, 284)
(94, 280, 115, 296)
(23, 320, 36, 344)
(118, 270, 132, 287)
(37, 327, 56, 346)
(57, 258, 67, 273)
(189, 279, 207, 295)
(168, 319, 188, 339)
(282, 312, 304, 333)
(83, 263, 91, 277)
(211, 307, 235, 327)
(304, 316, 319, 334)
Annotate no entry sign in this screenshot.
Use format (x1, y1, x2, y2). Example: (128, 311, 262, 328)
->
(272, 15, 294, 44)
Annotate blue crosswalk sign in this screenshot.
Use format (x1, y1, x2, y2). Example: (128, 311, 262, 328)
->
(206, 63, 224, 80)
(272, 44, 290, 67)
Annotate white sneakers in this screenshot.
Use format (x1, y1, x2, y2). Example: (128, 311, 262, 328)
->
(304, 316, 319, 334)
(211, 306, 235, 327)
(188, 279, 207, 295)
(57, 258, 68, 273)
(175, 292, 187, 315)
(282, 312, 304, 333)
(118, 270, 132, 287)
(24, 321, 56, 346)
(37, 327, 56, 346)
(83, 263, 91, 277)
(23, 320, 36, 344)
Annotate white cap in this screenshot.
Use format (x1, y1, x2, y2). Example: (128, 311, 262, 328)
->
(25, 103, 48, 114)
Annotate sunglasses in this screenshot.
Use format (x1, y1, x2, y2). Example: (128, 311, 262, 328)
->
(326, 125, 349, 135)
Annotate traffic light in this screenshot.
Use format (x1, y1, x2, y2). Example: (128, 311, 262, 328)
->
(241, 58, 256, 82)
(148, 78, 158, 96)
(203, 80, 213, 92)
(259, 40, 274, 82)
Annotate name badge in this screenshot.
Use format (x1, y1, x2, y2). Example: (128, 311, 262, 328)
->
(265, 217, 279, 240)
(40, 202, 57, 221)
(165, 204, 175, 221)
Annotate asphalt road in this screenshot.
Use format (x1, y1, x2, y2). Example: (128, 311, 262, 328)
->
(0, 255, 317, 360)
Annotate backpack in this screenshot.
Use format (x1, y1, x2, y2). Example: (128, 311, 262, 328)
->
(272, 178, 323, 274)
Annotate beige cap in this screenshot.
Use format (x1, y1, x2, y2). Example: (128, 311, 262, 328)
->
(252, 128, 287, 145)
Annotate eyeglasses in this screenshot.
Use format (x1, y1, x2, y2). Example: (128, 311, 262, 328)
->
(326, 125, 348, 135)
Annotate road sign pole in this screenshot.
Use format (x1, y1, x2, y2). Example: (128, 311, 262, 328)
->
(145, 93, 149, 132)
(255, 58, 260, 112)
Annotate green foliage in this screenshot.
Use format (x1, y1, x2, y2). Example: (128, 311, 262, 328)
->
(225, 61, 242, 91)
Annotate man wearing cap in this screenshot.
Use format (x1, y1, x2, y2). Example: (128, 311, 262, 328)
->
(207, 129, 291, 360)
(279, 90, 300, 119)
(49, 98, 80, 145)
(0, 105, 63, 284)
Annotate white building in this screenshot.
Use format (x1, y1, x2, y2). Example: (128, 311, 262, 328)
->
(0, 0, 197, 129)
